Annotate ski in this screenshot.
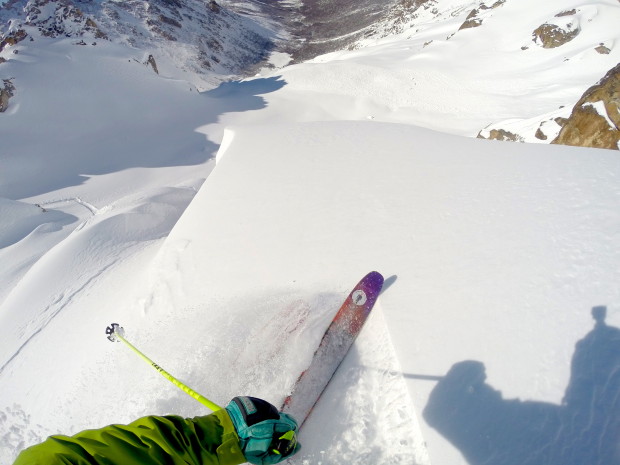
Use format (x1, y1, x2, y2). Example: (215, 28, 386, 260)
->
(281, 271, 384, 426)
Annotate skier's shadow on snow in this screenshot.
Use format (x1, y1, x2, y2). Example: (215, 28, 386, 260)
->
(423, 306, 620, 465)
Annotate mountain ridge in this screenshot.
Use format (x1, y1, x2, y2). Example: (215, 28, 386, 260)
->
(1, 0, 619, 146)
(0, 0, 287, 87)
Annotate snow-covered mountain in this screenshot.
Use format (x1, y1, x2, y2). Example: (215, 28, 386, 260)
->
(0, 0, 290, 87)
(2, 0, 620, 141)
(1, 0, 620, 464)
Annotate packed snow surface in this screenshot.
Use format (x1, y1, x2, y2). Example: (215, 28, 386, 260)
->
(1, 0, 620, 464)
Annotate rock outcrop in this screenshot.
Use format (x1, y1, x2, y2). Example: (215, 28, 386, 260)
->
(0, 78, 15, 112)
(532, 10, 581, 49)
(532, 23, 580, 48)
(23, 0, 107, 39)
(478, 128, 522, 142)
(552, 63, 620, 150)
(0, 0, 279, 82)
(458, 0, 505, 31)
(0, 29, 27, 53)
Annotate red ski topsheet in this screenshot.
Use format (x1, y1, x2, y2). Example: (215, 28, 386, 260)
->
(282, 271, 384, 425)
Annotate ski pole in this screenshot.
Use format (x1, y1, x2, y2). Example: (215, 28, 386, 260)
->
(105, 323, 222, 412)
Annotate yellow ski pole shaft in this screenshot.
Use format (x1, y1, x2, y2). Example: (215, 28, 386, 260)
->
(106, 323, 222, 412)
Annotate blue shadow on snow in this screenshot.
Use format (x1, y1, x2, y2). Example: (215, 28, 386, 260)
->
(204, 76, 286, 99)
(423, 306, 620, 465)
(1, 76, 287, 199)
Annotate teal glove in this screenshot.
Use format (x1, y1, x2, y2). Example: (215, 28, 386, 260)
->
(225, 396, 301, 465)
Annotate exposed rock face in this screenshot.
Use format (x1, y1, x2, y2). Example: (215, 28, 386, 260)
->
(535, 128, 547, 140)
(458, 0, 504, 31)
(552, 63, 620, 150)
(145, 54, 159, 74)
(595, 43, 611, 55)
(533, 23, 580, 48)
(378, 0, 436, 37)
(476, 111, 571, 144)
(208, 0, 220, 14)
(477, 128, 522, 142)
(459, 8, 482, 30)
(288, 0, 403, 61)
(0, 28, 27, 52)
(23, 0, 108, 38)
(0, 0, 280, 82)
(532, 10, 581, 49)
(555, 9, 577, 17)
(0, 78, 16, 112)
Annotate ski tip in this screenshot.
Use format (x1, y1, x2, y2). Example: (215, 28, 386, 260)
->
(365, 271, 384, 286)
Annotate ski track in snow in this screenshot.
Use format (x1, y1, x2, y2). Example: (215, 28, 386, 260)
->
(138, 289, 427, 465)
(291, 306, 430, 465)
(1, 256, 125, 376)
(37, 197, 102, 217)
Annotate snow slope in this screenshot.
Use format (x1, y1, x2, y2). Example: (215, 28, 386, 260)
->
(3, 115, 619, 464)
(0, 37, 284, 460)
(2, 0, 620, 464)
(241, 0, 620, 141)
(147, 121, 620, 464)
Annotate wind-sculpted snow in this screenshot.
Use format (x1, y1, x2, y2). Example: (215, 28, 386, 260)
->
(1, 116, 620, 464)
(142, 121, 620, 464)
(0, 186, 198, 373)
(0, 40, 286, 199)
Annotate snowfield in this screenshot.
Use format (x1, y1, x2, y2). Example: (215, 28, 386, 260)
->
(1, 0, 620, 464)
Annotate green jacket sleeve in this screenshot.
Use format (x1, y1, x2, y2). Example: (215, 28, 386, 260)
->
(12, 409, 247, 465)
